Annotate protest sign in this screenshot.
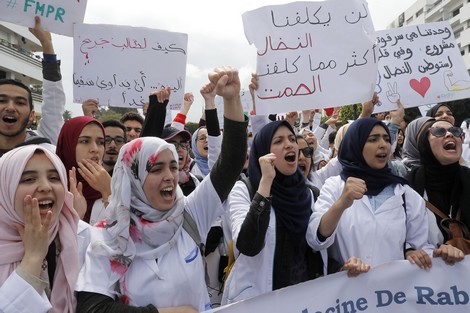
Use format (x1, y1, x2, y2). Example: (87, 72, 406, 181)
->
(375, 21, 470, 113)
(242, 0, 378, 115)
(214, 90, 253, 128)
(0, 0, 87, 36)
(73, 23, 187, 109)
(209, 258, 470, 313)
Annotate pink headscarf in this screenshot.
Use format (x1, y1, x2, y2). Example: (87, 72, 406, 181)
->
(0, 145, 79, 313)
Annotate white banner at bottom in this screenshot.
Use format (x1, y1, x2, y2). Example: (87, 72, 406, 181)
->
(209, 258, 470, 313)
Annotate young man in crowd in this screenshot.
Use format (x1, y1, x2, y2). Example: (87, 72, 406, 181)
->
(101, 119, 126, 176)
(0, 17, 64, 156)
(120, 111, 143, 142)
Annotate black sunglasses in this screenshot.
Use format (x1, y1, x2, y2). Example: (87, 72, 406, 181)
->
(299, 147, 314, 157)
(429, 126, 464, 138)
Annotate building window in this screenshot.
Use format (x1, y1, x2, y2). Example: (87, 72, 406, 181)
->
(416, 8, 424, 17)
(0, 70, 5, 79)
(453, 6, 462, 17)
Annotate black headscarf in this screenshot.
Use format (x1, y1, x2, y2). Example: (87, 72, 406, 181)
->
(247, 120, 311, 241)
(338, 118, 407, 196)
(407, 120, 470, 239)
(408, 121, 462, 214)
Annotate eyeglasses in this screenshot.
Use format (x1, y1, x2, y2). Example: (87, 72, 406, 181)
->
(197, 135, 208, 142)
(299, 147, 314, 158)
(104, 136, 126, 145)
(168, 141, 190, 150)
(429, 126, 464, 138)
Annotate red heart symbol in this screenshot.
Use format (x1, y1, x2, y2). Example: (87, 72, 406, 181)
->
(324, 107, 334, 116)
(409, 77, 431, 98)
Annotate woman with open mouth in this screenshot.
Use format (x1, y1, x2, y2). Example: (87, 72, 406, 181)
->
(56, 116, 111, 225)
(307, 118, 463, 278)
(191, 126, 210, 178)
(0, 145, 81, 312)
(222, 120, 323, 305)
(407, 119, 469, 256)
(75, 67, 248, 312)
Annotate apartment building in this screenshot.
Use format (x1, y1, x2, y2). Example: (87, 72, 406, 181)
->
(388, 0, 470, 70)
(0, 21, 44, 120)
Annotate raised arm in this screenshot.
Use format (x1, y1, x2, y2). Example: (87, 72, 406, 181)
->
(207, 67, 248, 202)
(140, 87, 171, 138)
(29, 16, 64, 145)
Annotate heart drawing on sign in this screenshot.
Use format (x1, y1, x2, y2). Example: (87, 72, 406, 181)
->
(409, 77, 431, 98)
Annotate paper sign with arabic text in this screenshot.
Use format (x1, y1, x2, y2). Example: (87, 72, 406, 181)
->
(242, 0, 378, 115)
(73, 23, 187, 109)
(374, 21, 470, 113)
(0, 0, 87, 37)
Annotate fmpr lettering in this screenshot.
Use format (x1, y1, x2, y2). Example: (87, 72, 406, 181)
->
(24, 0, 65, 22)
(416, 285, 469, 305)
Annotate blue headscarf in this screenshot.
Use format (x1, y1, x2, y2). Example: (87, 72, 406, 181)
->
(338, 118, 407, 196)
(248, 120, 311, 240)
(191, 127, 210, 177)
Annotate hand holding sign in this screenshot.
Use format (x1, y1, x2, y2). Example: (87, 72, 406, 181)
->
(29, 16, 54, 54)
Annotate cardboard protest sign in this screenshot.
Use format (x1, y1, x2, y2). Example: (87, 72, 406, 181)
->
(0, 0, 87, 36)
(243, 0, 378, 115)
(73, 23, 187, 109)
(375, 21, 470, 113)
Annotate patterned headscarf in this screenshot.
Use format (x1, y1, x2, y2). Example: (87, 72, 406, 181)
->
(84, 137, 185, 294)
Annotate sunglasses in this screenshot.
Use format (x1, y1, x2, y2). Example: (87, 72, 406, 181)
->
(299, 147, 314, 157)
(429, 126, 464, 138)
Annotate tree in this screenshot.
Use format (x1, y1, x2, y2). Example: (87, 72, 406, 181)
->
(185, 122, 199, 134)
(95, 107, 139, 122)
(339, 104, 361, 124)
(62, 110, 72, 121)
(30, 84, 43, 95)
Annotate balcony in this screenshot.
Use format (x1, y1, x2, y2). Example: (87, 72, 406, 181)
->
(0, 39, 42, 68)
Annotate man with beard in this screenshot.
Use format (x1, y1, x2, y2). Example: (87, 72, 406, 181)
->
(101, 120, 126, 176)
(0, 17, 64, 156)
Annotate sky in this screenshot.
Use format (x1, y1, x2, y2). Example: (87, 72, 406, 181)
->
(51, 0, 417, 122)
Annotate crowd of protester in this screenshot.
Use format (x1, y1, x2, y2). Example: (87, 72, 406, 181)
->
(0, 17, 468, 313)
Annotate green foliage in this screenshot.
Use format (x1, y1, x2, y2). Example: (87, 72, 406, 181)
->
(62, 110, 72, 122)
(30, 84, 43, 95)
(339, 104, 361, 123)
(185, 122, 199, 134)
(95, 107, 138, 122)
